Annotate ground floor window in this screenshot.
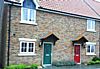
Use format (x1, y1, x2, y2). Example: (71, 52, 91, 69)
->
(18, 38, 36, 56)
(86, 42, 96, 55)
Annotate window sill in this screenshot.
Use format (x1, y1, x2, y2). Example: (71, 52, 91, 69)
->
(18, 53, 37, 56)
(86, 53, 96, 56)
(86, 30, 96, 32)
(20, 21, 37, 26)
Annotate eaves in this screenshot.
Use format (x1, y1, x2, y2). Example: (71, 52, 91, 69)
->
(38, 7, 100, 21)
(4, 0, 100, 21)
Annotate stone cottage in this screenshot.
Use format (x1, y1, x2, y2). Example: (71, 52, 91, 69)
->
(4, 0, 100, 66)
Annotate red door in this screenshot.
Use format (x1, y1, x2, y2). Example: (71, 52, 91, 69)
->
(74, 45, 80, 64)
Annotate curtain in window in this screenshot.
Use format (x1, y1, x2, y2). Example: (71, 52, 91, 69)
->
(87, 20, 91, 30)
(29, 9, 35, 21)
(23, 0, 36, 9)
(87, 45, 90, 52)
(91, 45, 95, 52)
(92, 20, 95, 30)
(22, 8, 28, 20)
(87, 20, 95, 30)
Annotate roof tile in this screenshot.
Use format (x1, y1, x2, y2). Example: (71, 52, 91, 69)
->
(39, 0, 100, 19)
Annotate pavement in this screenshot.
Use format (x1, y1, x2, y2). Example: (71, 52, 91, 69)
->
(42, 64, 100, 69)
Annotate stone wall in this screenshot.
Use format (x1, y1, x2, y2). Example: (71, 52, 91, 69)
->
(6, 6, 100, 65)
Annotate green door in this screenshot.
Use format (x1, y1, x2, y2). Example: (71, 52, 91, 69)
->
(43, 42, 52, 66)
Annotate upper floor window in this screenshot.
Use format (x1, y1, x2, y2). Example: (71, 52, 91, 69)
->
(87, 19, 96, 32)
(21, 0, 37, 25)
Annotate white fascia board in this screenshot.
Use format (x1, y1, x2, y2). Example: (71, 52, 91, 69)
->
(86, 42, 96, 45)
(19, 38, 37, 41)
(33, 0, 40, 9)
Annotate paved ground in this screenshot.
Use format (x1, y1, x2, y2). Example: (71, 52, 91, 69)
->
(42, 64, 100, 69)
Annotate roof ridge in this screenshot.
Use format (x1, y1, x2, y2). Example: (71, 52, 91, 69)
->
(83, 0, 100, 17)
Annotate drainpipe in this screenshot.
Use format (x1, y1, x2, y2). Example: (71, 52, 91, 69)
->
(4, 0, 21, 66)
(7, 4, 11, 66)
(99, 23, 100, 57)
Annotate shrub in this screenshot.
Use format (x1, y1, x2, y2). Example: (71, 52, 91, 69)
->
(95, 60, 100, 64)
(92, 56, 100, 61)
(24, 66, 31, 69)
(31, 64, 39, 69)
(87, 56, 100, 65)
(52, 60, 76, 66)
(87, 61, 96, 65)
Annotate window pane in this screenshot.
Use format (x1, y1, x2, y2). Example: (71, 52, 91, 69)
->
(29, 43, 34, 52)
(29, 9, 34, 21)
(91, 21, 93, 30)
(92, 20, 95, 30)
(87, 45, 90, 52)
(21, 42, 27, 52)
(91, 45, 94, 52)
(23, 8, 28, 20)
(87, 20, 90, 30)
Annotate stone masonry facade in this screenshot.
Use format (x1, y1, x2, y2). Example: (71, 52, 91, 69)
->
(6, 6, 100, 65)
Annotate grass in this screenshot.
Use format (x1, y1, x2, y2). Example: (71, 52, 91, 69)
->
(4, 64, 39, 69)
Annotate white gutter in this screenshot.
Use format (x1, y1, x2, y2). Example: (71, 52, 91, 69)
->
(38, 8, 100, 21)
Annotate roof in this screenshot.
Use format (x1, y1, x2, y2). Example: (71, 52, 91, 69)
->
(72, 35, 88, 42)
(40, 32, 59, 45)
(5, 0, 100, 19)
(85, 0, 100, 16)
(39, 0, 100, 19)
(41, 32, 59, 40)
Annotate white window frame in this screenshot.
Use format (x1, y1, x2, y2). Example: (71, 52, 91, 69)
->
(18, 38, 37, 56)
(86, 42, 96, 55)
(20, 0, 37, 25)
(10, 0, 16, 1)
(87, 19, 96, 32)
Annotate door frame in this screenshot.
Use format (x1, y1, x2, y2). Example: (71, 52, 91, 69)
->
(74, 44, 81, 64)
(42, 42, 53, 67)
